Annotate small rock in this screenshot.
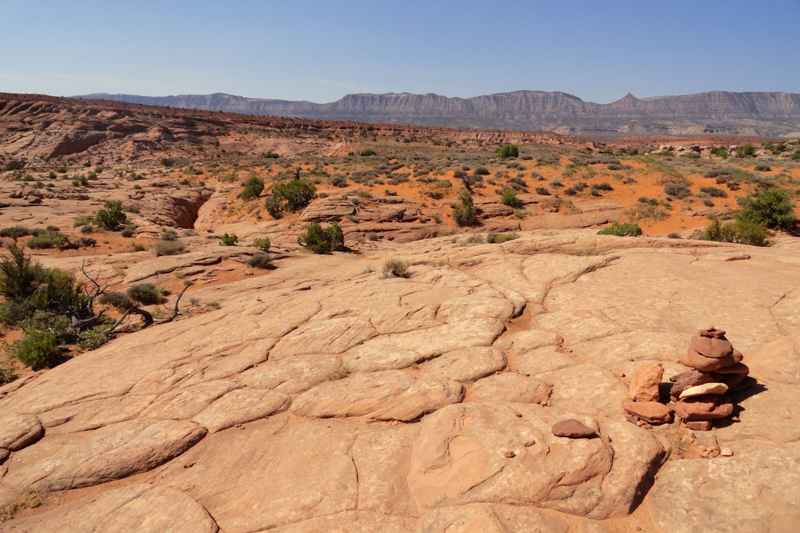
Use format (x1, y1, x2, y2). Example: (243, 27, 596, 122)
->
(720, 447, 734, 457)
(675, 397, 734, 421)
(623, 401, 672, 425)
(629, 362, 663, 402)
(551, 419, 598, 438)
(679, 382, 728, 399)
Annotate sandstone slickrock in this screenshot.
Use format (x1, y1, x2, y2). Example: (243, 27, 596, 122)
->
(0, 419, 206, 497)
(0, 230, 798, 531)
(4, 484, 219, 533)
(291, 371, 463, 421)
(0, 414, 43, 451)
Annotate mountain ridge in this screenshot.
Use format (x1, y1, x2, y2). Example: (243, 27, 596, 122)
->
(76, 89, 800, 136)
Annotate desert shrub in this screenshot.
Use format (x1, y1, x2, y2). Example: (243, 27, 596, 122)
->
(265, 196, 283, 219)
(120, 227, 135, 238)
(331, 175, 348, 188)
(500, 188, 523, 208)
(359, 149, 377, 156)
(700, 186, 728, 198)
(247, 253, 273, 269)
(598, 223, 642, 237)
(383, 258, 410, 279)
(486, 232, 519, 243)
(0, 366, 16, 385)
(535, 187, 551, 196)
(12, 329, 61, 370)
(736, 188, 796, 230)
(3, 159, 25, 171)
(703, 218, 768, 247)
(0, 226, 33, 239)
(298, 223, 344, 254)
(94, 201, 127, 230)
(593, 182, 614, 191)
(735, 144, 757, 158)
(754, 164, 771, 172)
(161, 158, 177, 167)
(253, 237, 271, 252)
(474, 167, 490, 176)
(663, 181, 690, 199)
(710, 147, 729, 159)
(154, 240, 186, 256)
(127, 283, 166, 305)
(73, 216, 93, 227)
(452, 189, 478, 227)
(160, 229, 178, 241)
(792, 150, 800, 161)
(27, 230, 69, 250)
(218, 233, 239, 246)
(77, 325, 112, 350)
(269, 179, 316, 213)
(0, 246, 89, 327)
(496, 144, 519, 159)
(99, 291, 134, 310)
(239, 176, 264, 200)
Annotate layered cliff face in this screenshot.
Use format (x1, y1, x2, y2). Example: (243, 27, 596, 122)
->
(80, 90, 800, 136)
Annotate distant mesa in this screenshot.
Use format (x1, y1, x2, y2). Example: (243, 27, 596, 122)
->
(76, 89, 800, 136)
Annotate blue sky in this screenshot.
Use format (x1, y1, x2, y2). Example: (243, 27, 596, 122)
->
(2, 0, 799, 103)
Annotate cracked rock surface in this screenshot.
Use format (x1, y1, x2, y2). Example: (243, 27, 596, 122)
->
(1, 230, 799, 532)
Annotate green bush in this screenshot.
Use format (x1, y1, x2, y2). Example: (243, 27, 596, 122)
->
(219, 233, 239, 246)
(0, 246, 90, 326)
(496, 144, 519, 159)
(253, 237, 271, 252)
(240, 176, 264, 200)
(94, 201, 127, 230)
(500, 188, 523, 208)
(12, 329, 61, 370)
(710, 147, 729, 159)
(27, 230, 68, 249)
(703, 218, 768, 246)
(0, 226, 33, 239)
(736, 188, 796, 230)
(383, 258, 410, 278)
(298, 223, 344, 254)
(0, 366, 16, 385)
(78, 325, 112, 350)
(792, 150, 800, 161)
(268, 179, 316, 215)
(99, 292, 134, 310)
(453, 189, 479, 227)
(598, 223, 643, 237)
(735, 144, 757, 158)
(127, 283, 166, 305)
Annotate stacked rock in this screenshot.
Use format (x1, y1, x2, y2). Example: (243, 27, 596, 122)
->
(623, 362, 672, 427)
(670, 327, 750, 431)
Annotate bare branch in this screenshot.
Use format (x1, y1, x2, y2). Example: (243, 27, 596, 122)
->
(160, 283, 192, 325)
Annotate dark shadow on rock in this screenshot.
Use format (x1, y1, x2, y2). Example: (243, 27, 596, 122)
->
(628, 447, 668, 513)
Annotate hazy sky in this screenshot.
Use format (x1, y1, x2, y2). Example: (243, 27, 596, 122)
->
(2, 0, 799, 103)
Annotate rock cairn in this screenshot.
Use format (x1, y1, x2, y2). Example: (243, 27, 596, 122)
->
(624, 327, 751, 431)
(671, 327, 750, 430)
